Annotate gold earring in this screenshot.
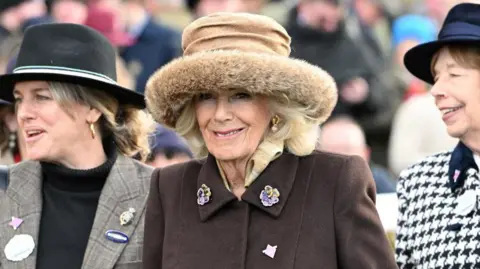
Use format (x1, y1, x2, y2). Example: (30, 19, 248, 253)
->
(89, 122, 96, 139)
(271, 115, 280, 132)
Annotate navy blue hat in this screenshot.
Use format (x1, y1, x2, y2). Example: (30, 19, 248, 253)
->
(149, 124, 193, 158)
(404, 3, 480, 85)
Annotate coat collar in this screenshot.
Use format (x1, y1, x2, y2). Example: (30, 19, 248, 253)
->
(448, 141, 478, 192)
(0, 155, 150, 269)
(197, 153, 299, 222)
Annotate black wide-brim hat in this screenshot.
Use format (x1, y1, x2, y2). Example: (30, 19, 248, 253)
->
(0, 23, 145, 108)
(404, 3, 480, 85)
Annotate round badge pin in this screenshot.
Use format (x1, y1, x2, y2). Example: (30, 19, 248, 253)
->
(105, 230, 129, 244)
(4, 234, 35, 262)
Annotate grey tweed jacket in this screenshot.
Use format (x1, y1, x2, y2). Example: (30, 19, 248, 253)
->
(0, 154, 153, 269)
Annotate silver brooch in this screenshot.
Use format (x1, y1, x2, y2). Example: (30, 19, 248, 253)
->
(120, 208, 136, 226)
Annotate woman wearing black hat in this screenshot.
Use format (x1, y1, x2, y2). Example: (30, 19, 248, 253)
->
(396, 3, 480, 268)
(0, 23, 154, 269)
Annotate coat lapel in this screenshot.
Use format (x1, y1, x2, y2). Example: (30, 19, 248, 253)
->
(197, 153, 299, 221)
(241, 153, 299, 218)
(0, 161, 43, 269)
(81, 155, 149, 269)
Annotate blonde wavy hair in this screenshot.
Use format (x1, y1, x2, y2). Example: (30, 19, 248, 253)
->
(175, 93, 321, 158)
(48, 82, 155, 161)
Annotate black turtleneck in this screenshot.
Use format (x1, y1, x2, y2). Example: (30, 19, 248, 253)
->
(36, 140, 117, 269)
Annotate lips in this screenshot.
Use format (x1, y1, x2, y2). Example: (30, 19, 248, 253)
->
(440, 106, 463, 116)
(25, 130, 44, 138)
(213, 128, 244, 137)
(24, 128, 46, 143)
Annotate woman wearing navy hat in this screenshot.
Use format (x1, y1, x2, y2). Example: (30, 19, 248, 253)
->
(0, 23, 154, 269)
(396, 3, 480, 268)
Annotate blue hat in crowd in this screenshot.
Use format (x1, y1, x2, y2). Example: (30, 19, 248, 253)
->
(404, 3, 480, 85)
(149, 124, 193, 158)
(392, 14, 437, 48)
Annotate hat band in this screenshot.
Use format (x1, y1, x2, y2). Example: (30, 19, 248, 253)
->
(439, 21, 480, 40)
(13, 65, 117, 85)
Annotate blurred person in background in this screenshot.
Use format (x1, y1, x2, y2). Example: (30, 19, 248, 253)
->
(388, 13, 457, 176)
(0, 1, 21, 41)
(391, 14, 437, 100)
(94, 0, 181, 94)
(0, 0, 52, 41)
(0, 23, 154, 269)
(0, 55, 26, 164)
(318, 116, 396, 193)
(146, 124, 193, 168)
(286, 0, 399, 167)
(85, 3, 137, 90)
(46, 0, 88, 24)
(348, 0, 393, 58)
(185, 0, 267, 17)
(396, 3, 480, 267)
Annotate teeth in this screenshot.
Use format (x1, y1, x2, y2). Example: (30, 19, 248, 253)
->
(443, 107, 460, 115)
(26, 130, 42, 137)
(216, 130, 241, 137)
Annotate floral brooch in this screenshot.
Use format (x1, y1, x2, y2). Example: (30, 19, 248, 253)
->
(197, 184, 212, 206)
(260, 185, 280, 207)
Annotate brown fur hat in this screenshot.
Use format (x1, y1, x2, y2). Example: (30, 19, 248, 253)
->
(145, 12, 338, 128)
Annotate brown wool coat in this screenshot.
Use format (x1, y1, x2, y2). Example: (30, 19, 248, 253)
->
(143, 151, 397, 269)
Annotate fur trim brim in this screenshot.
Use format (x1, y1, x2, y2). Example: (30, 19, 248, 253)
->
(145, 50, 338, 128)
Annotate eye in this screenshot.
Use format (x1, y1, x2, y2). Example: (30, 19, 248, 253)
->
(35, 94, 51, 101)
(232, 92, 251, 100)
(198, 93, 213, 101)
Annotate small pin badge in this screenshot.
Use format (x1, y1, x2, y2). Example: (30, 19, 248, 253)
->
(197, 184, 212, 205)
(105, 230, 129, 244)
(120, 208, 136, 226)
(454, 169, 461, 181)
(262, 244, 277, 259)
(260, 185, 280, 207)
(4, 234, 35, 261)
(9, 217, 23, 230)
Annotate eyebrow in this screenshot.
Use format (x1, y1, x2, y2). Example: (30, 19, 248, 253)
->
(433, 62, 458, 77)
(12, 87, 49, 96)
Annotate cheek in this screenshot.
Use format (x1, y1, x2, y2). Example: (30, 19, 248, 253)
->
(195, 104, 210, 130)
(239, 103, 270, 133)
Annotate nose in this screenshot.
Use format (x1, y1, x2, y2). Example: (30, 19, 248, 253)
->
(430, 80, 448, 100)
(213, 97, 233, 122)
(16, 100, 36, 123)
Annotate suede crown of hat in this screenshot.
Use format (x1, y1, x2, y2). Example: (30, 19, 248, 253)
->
(404, 3, 480, 84)
(145, 12, 338, 128)
(181, 12, 292, 56)
(0, 23, 145, 108)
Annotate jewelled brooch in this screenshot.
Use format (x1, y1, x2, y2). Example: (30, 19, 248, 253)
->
(260, 185, 280, 207)
(197, 184, 212, 205)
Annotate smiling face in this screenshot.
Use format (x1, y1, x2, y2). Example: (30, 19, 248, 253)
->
(13, 81, 99, 164)
(194, 91, 271, 161)
(431, 46, 480, 141)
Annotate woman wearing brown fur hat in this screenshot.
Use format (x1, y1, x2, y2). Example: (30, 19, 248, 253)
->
(143, 12, 396, 269)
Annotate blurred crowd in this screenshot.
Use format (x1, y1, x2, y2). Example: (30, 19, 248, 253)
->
(0, 0, 473, 193)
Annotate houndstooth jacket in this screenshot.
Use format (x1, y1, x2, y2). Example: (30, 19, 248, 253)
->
(396, 142, 480, 269)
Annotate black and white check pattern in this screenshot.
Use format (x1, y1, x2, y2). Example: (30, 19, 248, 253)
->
(396, 151, 480, 269)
